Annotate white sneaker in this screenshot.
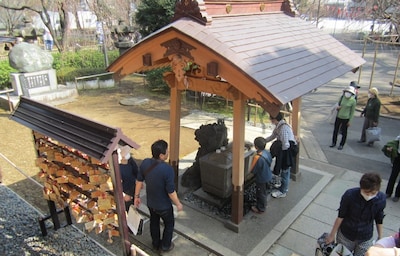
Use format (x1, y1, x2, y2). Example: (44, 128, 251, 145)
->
(272, 175, 281, 188)
(272, 191, 287, 198)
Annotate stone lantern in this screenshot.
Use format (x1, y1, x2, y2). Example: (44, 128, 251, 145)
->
(111, 20, 136, 55)
(13, 18, 43, 44)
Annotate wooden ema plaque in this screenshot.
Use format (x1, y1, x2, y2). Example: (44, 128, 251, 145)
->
(34, 131, 120, 241)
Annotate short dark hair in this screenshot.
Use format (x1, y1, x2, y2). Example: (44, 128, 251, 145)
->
(151, 139, 168, 159)
(254, 137, 266, 150)
(360, 172, 381, 191)
(270, 112, 283, 121)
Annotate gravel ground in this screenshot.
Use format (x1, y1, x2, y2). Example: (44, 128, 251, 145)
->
(0, 184, 115, 256)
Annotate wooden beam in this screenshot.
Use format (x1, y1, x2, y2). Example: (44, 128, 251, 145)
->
(172, 74, 237, 100)
(109, 152, 131, 256)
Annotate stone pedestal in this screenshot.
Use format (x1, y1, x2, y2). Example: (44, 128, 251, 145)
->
(199, 146, 254, 199)
(1, 69, 78, 109)
(11, 69, 58, 96)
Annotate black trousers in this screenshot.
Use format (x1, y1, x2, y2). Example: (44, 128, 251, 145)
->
(332, 117, 349, 146)
(386, 156, 400, 197)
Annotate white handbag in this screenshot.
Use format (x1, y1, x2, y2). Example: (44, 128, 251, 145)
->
(327, 103, 338, 125)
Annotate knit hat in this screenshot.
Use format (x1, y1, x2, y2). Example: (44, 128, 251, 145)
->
(369, 87, 379, 96)
(343, 86, 356, 95)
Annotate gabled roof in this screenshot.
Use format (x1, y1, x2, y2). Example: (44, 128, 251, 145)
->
(10, 97, 140, 163)
(108, 2, 365, 109)
(172, 13, 365, 103)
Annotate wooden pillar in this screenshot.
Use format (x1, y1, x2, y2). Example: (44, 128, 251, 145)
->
(169, 83, 182, 191)
(225, 92, 246, 232)
(290, 97, 301, 181)
(109, 151, 130, 256)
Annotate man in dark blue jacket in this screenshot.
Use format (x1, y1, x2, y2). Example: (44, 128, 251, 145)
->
(326, 173, 386, 256)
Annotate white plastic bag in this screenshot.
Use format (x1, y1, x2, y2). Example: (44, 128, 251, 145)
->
(366, 127, 381, 143)
(327, 103, 338, 125)
(127, 205, 144, 235)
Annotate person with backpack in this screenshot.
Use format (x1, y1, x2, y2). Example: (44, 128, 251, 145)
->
(249, 137, 272, 214)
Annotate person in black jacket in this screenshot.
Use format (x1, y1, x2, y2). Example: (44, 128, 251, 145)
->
(118, 145, 139, 211)
(359, 87, 381, 146)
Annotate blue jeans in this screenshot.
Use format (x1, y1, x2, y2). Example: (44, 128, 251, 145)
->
(149, 206, 174, 250)
(280, 168, 290, 193)
(255, 182, 267, 211)
(45, 40, 53, 50)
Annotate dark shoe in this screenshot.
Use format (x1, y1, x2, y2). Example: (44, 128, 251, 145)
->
(393, 197, 399, 202)
(338, 145, 343, 150)
(329, 143, 336, 148)
(357, 140, 365, 143)
(161, 242, 175, 253)
(152, 244, 160, 252)
(386, 194, 391, 199)
(251, 206, 264, 214)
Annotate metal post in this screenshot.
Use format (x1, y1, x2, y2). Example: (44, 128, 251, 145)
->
(48, 200, 60, 230)
(38, 217, 48, 236)
(101, 21, 109, 67)
(64, 205, 72, 225)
